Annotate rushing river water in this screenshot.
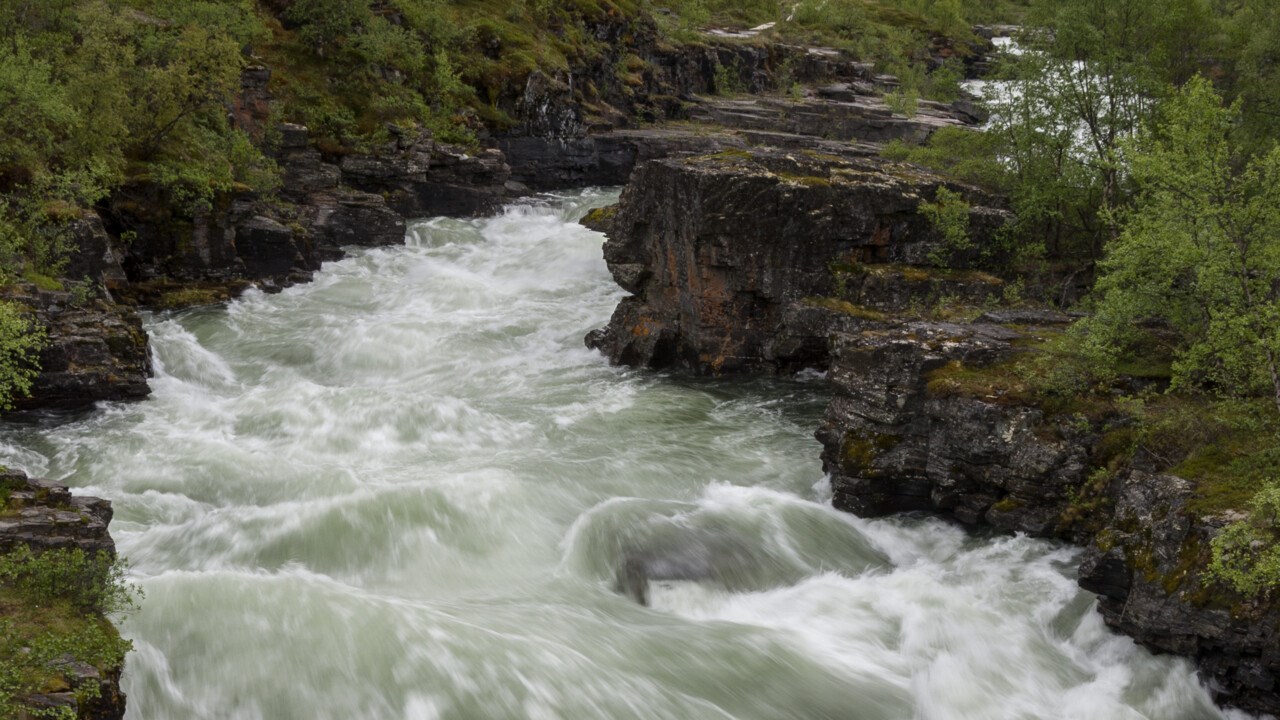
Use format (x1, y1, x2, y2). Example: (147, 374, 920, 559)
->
(0, 191, 1252, 720)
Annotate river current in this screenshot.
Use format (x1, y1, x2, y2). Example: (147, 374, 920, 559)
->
(0, 191, 1251, 719)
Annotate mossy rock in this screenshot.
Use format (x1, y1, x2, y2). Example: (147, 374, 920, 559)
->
(839, 429, 901, 476)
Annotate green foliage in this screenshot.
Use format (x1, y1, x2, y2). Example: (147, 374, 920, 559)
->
(0, 0, 280, 224)
(919, 186, 972, 265)
(1222, 0, 1280, 154)
(1084, 77, 1280, 411)
(882, 127, 1008, 190)
(286, 0, 372, 47)
(1209, 479, 1280, 597)
(0, 547, 137, 616)
(982, 0, 1165, 262)
(713, 59, 746, 95)
(0, 547, 138, 718)
(0, 302, 45, 411)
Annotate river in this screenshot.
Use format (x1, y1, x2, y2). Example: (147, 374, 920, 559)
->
(0, 191, 1248, 719)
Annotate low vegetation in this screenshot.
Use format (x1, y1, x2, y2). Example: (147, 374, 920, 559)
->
(0, 546, 138, 718)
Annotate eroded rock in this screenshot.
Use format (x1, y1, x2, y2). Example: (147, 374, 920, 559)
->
(586, 147, 1008, 373)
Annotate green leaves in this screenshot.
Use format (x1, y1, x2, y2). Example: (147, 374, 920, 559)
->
(1209, 478, 1280, 597)
(1088, 77, 1280, 410)
(0, 301, 44, 411)
(0, 547, 138, 717)
(920, 187, 974, 265)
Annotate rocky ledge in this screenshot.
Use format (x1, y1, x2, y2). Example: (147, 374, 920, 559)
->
(2, 281, 151, 413)
(585, 147, 1007, 373)
(588, 147, 1279, 715)
(1, 470, 125, 720)
(817, 320, 1279, 715)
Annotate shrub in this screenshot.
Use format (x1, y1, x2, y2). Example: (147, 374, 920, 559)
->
(1209, 479, 1280, 597)
(0, 547, 139, 718)
(0, 302, 44, 411)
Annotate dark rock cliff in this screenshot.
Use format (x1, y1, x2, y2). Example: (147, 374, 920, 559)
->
(585, 148, 1007, 373)
(816, 321, 1280, 715)
(2, 279, 150, 412)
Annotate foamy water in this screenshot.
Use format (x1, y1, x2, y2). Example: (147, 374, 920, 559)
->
(0, 191, 1249, 719)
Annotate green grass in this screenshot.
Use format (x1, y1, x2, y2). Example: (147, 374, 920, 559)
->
(21, 271, 63, 292)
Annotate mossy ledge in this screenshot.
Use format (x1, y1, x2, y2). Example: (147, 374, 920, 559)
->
(0, 469, 128, 719)
(817, 321, 1280, 716)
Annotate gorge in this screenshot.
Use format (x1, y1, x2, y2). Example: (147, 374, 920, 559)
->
(2, 1, 1279, 718)
(0, 193, 1260, 720)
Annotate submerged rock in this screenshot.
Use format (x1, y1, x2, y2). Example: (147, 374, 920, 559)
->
(614, 529, 760, 606)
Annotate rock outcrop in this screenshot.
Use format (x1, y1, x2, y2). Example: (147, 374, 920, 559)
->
(495, 24, 986, 189)
(585, 147, 1007, 373)
(2, 282, 151, 412)
(814, 320, 1280, 715)
(1, 470, 126, 720)
(0, 471, 115, 556)
(338, 129, 516, 218)
(109, 122, 407, 300)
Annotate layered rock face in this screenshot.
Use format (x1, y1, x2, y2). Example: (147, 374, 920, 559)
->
(2, 282, 151, 412)
(586, 148, 1006, 373)
(0, 471, 115, 556)
(1, 470, 125, 720)
(496, 26, 990, 189)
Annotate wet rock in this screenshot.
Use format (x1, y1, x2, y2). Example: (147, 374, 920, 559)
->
(614, 529, 764, 606)
(62, 212, 129, 291)
(1076, 473, 1280, 715)
(586, 147, 1007, 373)
(0, 470, 115, 557)
(816, 322, 1083, 528)
(338, 132, 512, 218)
(815, 321, 1280, 715)
(2, 284, 151, 411)
(236, 215, 299, 279)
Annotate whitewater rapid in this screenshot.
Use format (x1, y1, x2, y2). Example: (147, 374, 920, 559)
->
(0, 191, 1250, 719)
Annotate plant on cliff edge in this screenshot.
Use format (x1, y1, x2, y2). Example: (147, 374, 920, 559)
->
(1209, 478, 1280, 597)
(0, 301, 44, 411)
(0, 547, 139, 718)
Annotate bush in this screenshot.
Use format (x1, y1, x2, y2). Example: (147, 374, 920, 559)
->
(0, 547, 137, 615)
(0, 547, 139, 718)
(1209, 479, 1280, 597)
(0, 301, 44, 411)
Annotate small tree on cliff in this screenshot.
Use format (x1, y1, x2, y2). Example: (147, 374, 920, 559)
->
(1085, 76, 1280, 413)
